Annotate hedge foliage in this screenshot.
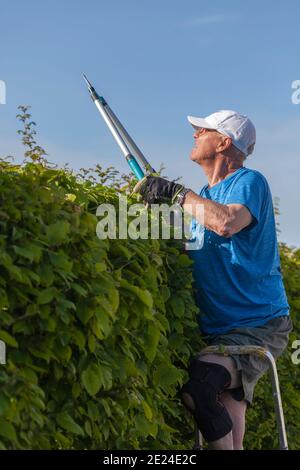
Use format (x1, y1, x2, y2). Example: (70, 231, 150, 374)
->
(244, 244, 300, 450)
(0, 155, 206, 449)
(0, 108, 299, 449)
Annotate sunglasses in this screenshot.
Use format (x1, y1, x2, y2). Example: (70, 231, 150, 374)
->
(194, 127, 215, 137)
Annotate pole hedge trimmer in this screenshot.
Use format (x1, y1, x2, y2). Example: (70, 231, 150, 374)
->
(83, 74, 156, 180)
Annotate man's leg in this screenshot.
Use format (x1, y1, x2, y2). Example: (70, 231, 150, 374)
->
(198, 354, 244, 450)
(198, 353, 241, 388)
(219, 391, 247, 450)
(198, 354, 245, 450)
(181, 353, 244, 450)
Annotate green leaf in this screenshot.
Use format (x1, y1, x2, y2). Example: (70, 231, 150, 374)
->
(92, 311, 110, 339)
(0, 418, 17, 441)
(37, 287, 57, 304)
(101, 366, 113, 390)
(135, 415, 158, 438)
(0, 394, 10, 415)
(83, 363, 112, 392)
(55, 344, 72, 362)
(101, 399, 112, 417)
(49, 251, 73, 271)
(136, 289, 153, 308)
(57, 298, 76, 311)
(45, 221, 70, 245)
(24, 268, 40, 284)
(111, 244, 132, 259)
(65, 193, 76, 202)
(95, 262, 106, 273)
(72, 283, 88, 297)
(76, 305, 95, 325)
(84, 420, 92, 437)
(87, 401, 99, 421)
(161, 286, 170, 302)
(38, 264, 55, 287)
(38, 186, 53, 204)
(56, 412, 84, 436)
(108, 287, 119, 313)
(177, 254, 193, 267)
(153, 363, 183, 391)
(81, 364, 102, 396)
(13, 243, 42, 262)
(119, 279, 153, 308)
(96, 295, 116, 319)
(170, 296, 185, 318)
(119, 357, 139, 379)
(88, 334, 96, 353)
(144, 322, 160, 362)
(0, 330, 18, 347)
(142, 401, 153, 420)
(72, 383, 81, 399)
(72, 329, 86, 350)
(0, 289, 9, 309)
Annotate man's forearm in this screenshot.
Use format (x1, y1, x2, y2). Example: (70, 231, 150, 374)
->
(183, 191, 231, 236)
(132, 176, 232, 236)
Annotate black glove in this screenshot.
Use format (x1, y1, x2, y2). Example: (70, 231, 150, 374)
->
(133, 175, 189, 205)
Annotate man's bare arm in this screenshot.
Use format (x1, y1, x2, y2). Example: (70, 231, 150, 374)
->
(182, 192, 253, 237)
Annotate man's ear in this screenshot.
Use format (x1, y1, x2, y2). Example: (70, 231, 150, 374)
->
(216, 136, 232, 153)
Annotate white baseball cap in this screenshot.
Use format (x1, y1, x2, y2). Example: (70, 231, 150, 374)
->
(187, 109, 256, 156)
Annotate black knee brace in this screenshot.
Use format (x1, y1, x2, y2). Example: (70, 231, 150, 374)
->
(181, 359, 233, 442)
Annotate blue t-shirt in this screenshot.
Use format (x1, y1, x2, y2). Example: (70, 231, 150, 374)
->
(187, 166, 290, 335)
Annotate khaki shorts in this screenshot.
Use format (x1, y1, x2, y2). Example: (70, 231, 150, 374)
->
(203, 315, 293, 404)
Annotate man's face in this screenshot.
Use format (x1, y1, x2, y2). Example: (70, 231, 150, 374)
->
(189, 127, 224, 164)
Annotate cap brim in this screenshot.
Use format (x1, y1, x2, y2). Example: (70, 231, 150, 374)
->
(187, 115, 215, 130)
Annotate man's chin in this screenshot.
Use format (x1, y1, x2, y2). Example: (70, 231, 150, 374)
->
(190, 153, 202, 163)
(189, 150, 198, 161)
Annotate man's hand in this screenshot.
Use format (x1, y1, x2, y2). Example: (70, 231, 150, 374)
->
(133, 175, 186, 205)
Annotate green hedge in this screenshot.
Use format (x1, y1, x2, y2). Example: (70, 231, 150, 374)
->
(244, 244, 300, 449)
(0, 158, 205, 449)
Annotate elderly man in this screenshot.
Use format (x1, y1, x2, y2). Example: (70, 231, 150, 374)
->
(134, 110, 292, 450)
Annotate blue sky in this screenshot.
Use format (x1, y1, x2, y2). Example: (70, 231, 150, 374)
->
(0, 0, 299, 246)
